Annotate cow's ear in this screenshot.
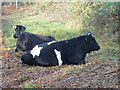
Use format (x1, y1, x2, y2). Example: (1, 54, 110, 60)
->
(23, 26, 26, 30)
(87, 32, 93, 36)
(21, 26, 26, 30)
(13, 25, 16, 29)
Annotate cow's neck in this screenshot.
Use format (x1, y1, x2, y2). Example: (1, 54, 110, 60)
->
(18, 31, 25, 38)
(68, 36, 88, 53)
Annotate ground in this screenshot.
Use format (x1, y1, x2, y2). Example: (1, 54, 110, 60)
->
(1, 47, 118, 88)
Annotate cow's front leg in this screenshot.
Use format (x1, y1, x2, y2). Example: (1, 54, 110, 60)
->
(67, 53, 86, 65)
(69, 57, 86, 65)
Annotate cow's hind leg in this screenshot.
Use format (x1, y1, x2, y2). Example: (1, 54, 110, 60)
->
(21, 53, 36, 65)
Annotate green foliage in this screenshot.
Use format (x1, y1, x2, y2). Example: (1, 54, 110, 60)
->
(83, 2, 119, 35)
(81, 2, 119, 59)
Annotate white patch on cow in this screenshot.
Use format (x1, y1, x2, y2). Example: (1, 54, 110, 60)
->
(54, 49, 63, 65)
(30, 45, 43, 58)
(48, 41, 56, 45)
(13, 26, 16, 29)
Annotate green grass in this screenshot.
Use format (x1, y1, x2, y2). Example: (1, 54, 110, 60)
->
(2, 8, 84, 48)
(2, 3, 119, 61)
(25, 83, 38, 88)
(2, 20, 14, 37)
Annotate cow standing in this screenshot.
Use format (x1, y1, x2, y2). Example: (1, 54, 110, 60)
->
(13, 25, 56, 52)
(21, 32, 100, 66)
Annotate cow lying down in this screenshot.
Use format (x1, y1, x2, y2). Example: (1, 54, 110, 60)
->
(21, 32, 100, 66)
(13, 25, 56, 52)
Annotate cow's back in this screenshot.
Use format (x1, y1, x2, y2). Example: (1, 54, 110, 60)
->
(35, 34, 56, 41)
(25, 33, 55, 51)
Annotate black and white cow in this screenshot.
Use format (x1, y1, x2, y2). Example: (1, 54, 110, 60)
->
(21, 32, 100, 66)
(13, 25, 56, 52)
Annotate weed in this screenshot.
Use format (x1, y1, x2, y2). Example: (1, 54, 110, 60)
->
(26, 83, 38, 88)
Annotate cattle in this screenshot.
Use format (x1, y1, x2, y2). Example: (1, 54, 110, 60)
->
(21, 32, 100, 66)
(13, 25, 56, 52)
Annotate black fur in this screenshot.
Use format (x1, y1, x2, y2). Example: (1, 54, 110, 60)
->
(13, 25, 56, 52)
(21, 32, 100, 66)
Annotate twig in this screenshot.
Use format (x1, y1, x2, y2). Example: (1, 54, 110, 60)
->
(102, 70, 118, 75)
(79, 2, 93, 17)
(91, 65, 101, 71)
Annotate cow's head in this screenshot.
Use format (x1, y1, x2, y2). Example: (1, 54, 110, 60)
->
(84, 32, 100, 53)
(13, 25, 26, 38)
